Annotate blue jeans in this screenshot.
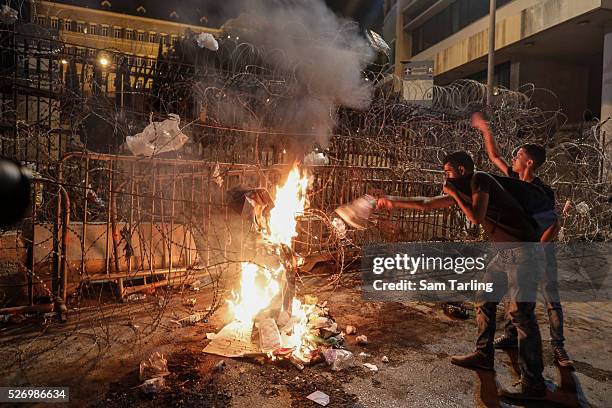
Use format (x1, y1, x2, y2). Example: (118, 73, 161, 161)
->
(475, 245, 545, 387)
(504, 243, 565, 348)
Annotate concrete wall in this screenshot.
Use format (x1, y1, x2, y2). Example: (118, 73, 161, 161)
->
(518, 59, 590, 122)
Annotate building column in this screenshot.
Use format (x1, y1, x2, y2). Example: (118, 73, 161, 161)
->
(602, 24, 612, 181)
(393, 0, 412, 92)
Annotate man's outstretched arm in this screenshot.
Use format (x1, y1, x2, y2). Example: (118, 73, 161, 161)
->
(377, 195, 455, 212)
(472, 112, 511, 176)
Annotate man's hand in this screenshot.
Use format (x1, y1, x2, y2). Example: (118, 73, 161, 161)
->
(471, 112, 488, 132)
(442, 183, 457, 198)
(377, 197, 394, 210)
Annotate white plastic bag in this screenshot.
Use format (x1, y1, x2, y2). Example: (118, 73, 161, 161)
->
(322, 349, 355, 371)
(126, 114, 189, 157)
(196, 33, 219, 51)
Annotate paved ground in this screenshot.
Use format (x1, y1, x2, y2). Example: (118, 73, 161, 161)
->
(0, 271, 610, 407)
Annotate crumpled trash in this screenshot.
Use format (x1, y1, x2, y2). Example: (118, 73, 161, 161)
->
(181, 313, 203, 325)
(322, 349, 355, 371)
(575, 201, 590, 215)
(212, 163, 223, 187)
(126, 293, 146, 302)
(141, 377, 165, 394)
(258, 317, 282, 353)
(358, 352, 371, 358)
(356, 335, 368, 345)
(213, 360, 226, 372)
(126, 114, 189, 157)
(382, 356, 389, 363)
(345, 325, 356, 335)
(332, 217, 347, 239)
(0, 5, 18, 24)
(196, 32, 219, 51)
(139, 352, 169, 381)
(307, 390, 330, 406)
(363, 363, 378, 372)
(304, 151, 329, 166)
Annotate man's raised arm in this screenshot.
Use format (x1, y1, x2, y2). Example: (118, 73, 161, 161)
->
(472, 112, 511, 176)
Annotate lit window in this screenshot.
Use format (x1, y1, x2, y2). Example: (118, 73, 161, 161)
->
(147, 58, 154, 67)
(89, 23, 97, 35)
(171, 35, 178, 45)
(136, 79, 143, 88)
(136, 56, 144, 66)
(114, 27, 122, 39)
(137, 31, 145, 42)
(37, 16, 46, 26)
(88, 49, 96, 57)
(50, 17, 59, 30)
(159, 34, 166, 45)
(125, 29, 133, 40)
(148, 32, 156, 43)
(101, 25, 109, 36)
(76, 22, 85, 33)
(63, 19, 72, 31)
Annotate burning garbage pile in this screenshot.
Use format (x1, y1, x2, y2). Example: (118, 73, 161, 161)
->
(203, 166, 353, 369)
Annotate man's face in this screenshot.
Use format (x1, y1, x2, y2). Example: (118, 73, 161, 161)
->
(511, 148, 532, 172)
(443, 162, 464, 180)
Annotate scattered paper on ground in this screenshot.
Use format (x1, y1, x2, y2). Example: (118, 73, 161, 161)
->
(203, 321, 261, 357)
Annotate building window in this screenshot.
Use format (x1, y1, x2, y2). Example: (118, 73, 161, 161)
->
(137, 31, 145, 42)
(159, 34, 167, 45)
(36, 16, 46, 26)
(101, 25, 109, 36)
(147, 58, 154, 67)
(411, 0, 514, 54)
(89, 23, 97, 35)
(125, 29, 134, 40)
(136, 56, 144, 66)
(50, 17, 59, 30)
(63, 19, 72, 31)
(114, 27, 122, 39)
(136, 79, 143, 88)
(148, 32, 156, 43)
(76, 21, 85, 33)
(171, 35, 178, 45)
(88, 49, 96, 57)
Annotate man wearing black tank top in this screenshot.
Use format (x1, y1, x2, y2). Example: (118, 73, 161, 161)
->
(473, 112, 573, 370)
(377, 151, 548, 401)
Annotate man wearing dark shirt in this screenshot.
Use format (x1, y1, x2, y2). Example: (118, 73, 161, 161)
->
(377, 151, 547, 400)
(473, 112, 573, 369)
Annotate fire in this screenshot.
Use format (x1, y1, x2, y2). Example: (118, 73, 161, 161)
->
(225, 165, 315, 360)
(265, 166, 309, 247)
(229, 263, 282, 323)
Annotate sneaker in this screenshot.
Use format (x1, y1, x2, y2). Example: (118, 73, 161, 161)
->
(553, 347, 575, 369)
(498, 381, 546, 401)
(493, 334, 518, 349)
(450, 351, 494, 371)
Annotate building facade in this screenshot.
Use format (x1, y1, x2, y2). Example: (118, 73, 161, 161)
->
(384, 0, 612, 125)
(33, 0, 221, 90)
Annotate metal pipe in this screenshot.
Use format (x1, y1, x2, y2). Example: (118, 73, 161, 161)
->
(487, 0, 497, 107)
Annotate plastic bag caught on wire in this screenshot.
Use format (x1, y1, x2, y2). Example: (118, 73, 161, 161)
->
(196, 32, 219, 51)
(126, 114, 189, 157)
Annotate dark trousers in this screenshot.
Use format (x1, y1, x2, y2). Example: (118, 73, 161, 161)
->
(475, 245, 545, 387)
(504, 244, 565, 348)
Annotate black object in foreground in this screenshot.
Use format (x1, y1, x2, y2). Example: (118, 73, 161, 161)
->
(0, 158, 30, 228)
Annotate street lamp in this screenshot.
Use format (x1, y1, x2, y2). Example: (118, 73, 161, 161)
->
(98, 56, 109, 67)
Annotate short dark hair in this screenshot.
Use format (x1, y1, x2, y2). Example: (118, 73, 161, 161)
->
(443, 151, 474, 173)
(520, 144, 546, 169)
